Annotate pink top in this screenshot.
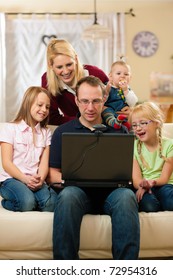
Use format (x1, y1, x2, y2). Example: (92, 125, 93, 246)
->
(0, 120, 51, 182)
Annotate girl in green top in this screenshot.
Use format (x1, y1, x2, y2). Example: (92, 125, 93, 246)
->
(129, 101, 173, 212)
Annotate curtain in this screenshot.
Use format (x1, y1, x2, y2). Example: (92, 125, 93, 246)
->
(0, 13, 6, 122)
(1, 13, 125, 121)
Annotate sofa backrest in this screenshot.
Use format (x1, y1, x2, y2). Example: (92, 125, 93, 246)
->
(162, 123, 173, 139)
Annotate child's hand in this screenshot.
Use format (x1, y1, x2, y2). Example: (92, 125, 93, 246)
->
(136, 179, 156, 203)
(136, 187, 146, 202)
(119, 80, 128, 92)
(139, 178, 156, 193)
(24, 174, 43, 191)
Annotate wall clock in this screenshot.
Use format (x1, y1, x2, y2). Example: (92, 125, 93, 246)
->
(132, 31, 159, 57)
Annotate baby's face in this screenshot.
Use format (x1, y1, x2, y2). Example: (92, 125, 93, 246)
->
(110, 64, 131, 87)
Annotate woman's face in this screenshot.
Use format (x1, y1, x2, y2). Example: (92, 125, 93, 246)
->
(51, 54, 77, 86)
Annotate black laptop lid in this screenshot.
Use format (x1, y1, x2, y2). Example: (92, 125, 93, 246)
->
(61, 133, 134, 187)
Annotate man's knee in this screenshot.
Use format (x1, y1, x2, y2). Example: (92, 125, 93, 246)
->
(57, 186, 86, 206)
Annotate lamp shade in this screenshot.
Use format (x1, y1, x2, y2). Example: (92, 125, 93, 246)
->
(82, 23, 111, 40)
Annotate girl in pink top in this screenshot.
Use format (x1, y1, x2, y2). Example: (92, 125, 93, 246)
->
(0, 86, 57, 212)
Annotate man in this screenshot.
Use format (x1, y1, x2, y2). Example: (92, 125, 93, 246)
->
(48, 75, 140, 260)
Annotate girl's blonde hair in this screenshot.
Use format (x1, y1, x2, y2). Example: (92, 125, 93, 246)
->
(129, 101, 166, 168)
(46, 39, 84, 96)
(13, 86, 51, 129)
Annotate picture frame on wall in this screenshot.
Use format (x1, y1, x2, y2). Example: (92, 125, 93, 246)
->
(150, 72, 173, 98)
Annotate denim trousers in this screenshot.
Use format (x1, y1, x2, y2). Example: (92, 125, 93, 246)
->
(139, 184, 173, 212)
(53, 186, 140, 260)
(0, 178, 57, 212)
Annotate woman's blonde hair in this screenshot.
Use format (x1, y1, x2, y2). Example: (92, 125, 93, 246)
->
(129, 101, 166, 168)
(13, 86, 51, 129)
(46, 39, 84, 96)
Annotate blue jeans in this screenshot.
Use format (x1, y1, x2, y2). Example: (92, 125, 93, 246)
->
(0, 178, 57, 212)
(53, 186, 140, 260)
(139, 184, 173, 212)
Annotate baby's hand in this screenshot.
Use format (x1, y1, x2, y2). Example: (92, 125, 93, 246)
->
(119, 80, 126, 86)
(119, 80, 128, 92)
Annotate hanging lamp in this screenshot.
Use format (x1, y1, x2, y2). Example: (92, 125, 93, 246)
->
(82, 0, 111, 40)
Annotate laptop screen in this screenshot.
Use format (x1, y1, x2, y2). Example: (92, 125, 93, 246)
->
(61, 132, 134, 187)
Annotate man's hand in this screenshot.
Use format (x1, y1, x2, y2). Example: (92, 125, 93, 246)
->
(116, 106, 131, 116)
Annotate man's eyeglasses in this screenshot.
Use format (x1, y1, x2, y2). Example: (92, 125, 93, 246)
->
(132, 120, 153, 130)
(77, 98, 103, 106)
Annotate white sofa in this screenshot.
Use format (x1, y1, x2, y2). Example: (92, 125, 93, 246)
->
(0, 123, 173, 260)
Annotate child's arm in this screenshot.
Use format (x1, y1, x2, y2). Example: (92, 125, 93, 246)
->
(132, 158, 143, 189)
(132, 157, 173, 188)
(37, 145, 50, 185)
(132, 159, 154, 202)
(133, 156, 173, 202)
(118, 80, 138, 107)
(154, 157, 173, 186)
(124, 89, 138, 107)
(1, 142, 34, 185)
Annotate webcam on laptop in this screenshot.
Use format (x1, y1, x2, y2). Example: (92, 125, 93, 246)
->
(93, 124, 107, 135)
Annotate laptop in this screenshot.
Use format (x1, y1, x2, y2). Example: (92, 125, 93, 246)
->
(61, 132, 135, 188)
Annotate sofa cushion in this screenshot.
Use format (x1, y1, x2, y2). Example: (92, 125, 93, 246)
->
(1, 195, 173, 260)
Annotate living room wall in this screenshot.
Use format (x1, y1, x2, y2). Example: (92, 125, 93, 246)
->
(0, 0, 173, 102)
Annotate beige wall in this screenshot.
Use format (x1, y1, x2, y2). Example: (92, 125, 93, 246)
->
(0, 0, 173, 102)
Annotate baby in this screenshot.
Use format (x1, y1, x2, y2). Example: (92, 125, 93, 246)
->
(102, 60, 138, 130)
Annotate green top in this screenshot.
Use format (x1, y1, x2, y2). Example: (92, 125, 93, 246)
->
(134, 137, 173, 184)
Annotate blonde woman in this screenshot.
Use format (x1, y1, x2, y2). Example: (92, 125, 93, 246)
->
(41, 39, 109, 125)
(129, 101, 173, 212)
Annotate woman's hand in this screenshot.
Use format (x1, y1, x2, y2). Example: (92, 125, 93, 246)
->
(104, 82, 111, 101)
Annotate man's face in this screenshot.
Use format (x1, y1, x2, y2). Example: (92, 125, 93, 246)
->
(75, 82, 104, 125)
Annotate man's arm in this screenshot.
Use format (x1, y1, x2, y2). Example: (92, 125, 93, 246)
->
(47, 167, 62, 184)
(48, 126, 63, 184)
